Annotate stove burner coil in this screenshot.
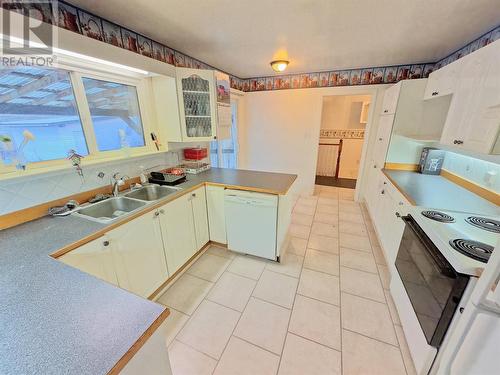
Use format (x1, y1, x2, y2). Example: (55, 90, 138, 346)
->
(449, 239, 494, 263)
(421, 210, 455, 223)
(465, 216, 500, 234)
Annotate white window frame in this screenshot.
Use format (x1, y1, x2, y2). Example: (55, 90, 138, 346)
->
(0, 60, 156, 177)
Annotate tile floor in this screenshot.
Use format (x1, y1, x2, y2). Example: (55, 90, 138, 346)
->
(157, 185, 417, 375)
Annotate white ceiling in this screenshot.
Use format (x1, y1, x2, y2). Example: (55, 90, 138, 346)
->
(67, 0, 500, 78)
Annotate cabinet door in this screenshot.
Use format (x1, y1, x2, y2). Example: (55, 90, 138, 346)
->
(191, 186, 209, 249)
(59, 235, 118, 285)
(373, 114, 395, 168)
(423, 61, 460, 99)
(463, 42, 500, 153)
(108, 211, 169, 297)
(381, 83, 401, 115)
(206, 185, 227, 244)
(177, 68, 218, 142)
(159, 193, 197, 275)
(151, 75, 182, 142)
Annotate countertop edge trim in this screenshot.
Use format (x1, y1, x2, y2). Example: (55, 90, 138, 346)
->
(381, 169, 417, 206)
(440, 169, 500, 206)
(107, 307, 170, 375)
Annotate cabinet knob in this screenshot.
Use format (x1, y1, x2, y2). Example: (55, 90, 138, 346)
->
(192, 193, 196, 197)
(154, 211, 160, 217)
(381, 189, 385, 195)
(373, 164, 377, 169)
(383, 109, 388, 113)
(103, 240, 110, 247)
(395, 212, 401, 218)
(378, 137, 383, 141)
(453, 139, 464, 145)
(399, 202, 404, 206)
(383, 181, 387, 185)
(213, 136, 217, 140)
(432, 91, 439, 96)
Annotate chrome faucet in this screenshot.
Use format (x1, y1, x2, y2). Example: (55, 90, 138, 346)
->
(111, 173, 130, 197)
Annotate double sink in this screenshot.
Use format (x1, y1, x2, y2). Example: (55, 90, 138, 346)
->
(74, 185, 181, 224)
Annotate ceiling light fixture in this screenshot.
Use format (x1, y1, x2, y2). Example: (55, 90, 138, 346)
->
(270, 60, 289, 73)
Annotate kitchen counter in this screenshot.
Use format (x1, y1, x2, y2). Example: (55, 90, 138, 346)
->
(383, 170, 499, 216)
(0, 168, 296, 375)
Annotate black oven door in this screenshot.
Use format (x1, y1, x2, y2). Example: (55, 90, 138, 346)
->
(395, 215, 469, 348)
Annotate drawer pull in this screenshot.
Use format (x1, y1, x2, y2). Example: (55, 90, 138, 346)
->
(395, 212, 401, 218)
(383, 109, 388, 113)
(103, 240, 110, 247)
(432, 91, 439, 96)
(453, 139, 464, 145)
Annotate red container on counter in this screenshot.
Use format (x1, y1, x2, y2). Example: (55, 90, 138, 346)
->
(183, 147, 208, 160)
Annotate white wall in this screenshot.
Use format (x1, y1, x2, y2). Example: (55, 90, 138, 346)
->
(321, 95, 371, 130)
(238, 85, 390, 197)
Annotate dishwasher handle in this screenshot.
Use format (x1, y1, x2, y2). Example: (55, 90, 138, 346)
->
(225, 194, 276, 207)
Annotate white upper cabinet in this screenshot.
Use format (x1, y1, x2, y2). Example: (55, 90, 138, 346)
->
(151, 75, 182, 144)
(108, 211, 169, 298)
(206, 185, 227, 244)
(159, 193, 197, 275)
(423, 61, 460, 100)
(440, 40, 500, 153)
(373, 114, 395, 168)
(190, 186, 210, 250)
(59, 235, 118, 286)
(381, 82, 402, 115)
(176, 68, 218, 142)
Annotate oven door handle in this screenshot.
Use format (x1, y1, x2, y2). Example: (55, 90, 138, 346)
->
(402, 215, 456, 278)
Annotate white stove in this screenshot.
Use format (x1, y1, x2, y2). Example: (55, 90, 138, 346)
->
(409, 207, 499, 276)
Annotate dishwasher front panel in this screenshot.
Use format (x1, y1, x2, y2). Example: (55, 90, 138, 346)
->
(224, 189, 278, 260)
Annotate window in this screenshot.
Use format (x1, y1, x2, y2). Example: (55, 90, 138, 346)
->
(0, 67, 88, 164)
(211, 100, 238, 168)
(82, 77, 145, 151)
(0, 65, 150, 173)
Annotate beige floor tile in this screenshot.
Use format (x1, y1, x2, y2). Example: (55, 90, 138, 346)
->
(321, 186, 338, 193)
(253, 270, 298, 308)
(341, 292, 398, 345)
(207, 272, 256, 312)
(313, 212, 338, 225)
(296, 197, 318, 207)
(287, 237, 308, 257)
(293, 204, 316, 216)
(316, 204, 338, 214)
(227, 255, 266, 280)
(187, 253, 232, 282)
(303, 249, 339, 276)
(395, 324, 418, 375)
(340, 267, 385, 303)
(339, 220, 368, 236)
(289, 295, 341, 350)
(298, 268, 340, 305)
(266, 253, 304, 278)
(214, 336, 280, 375)
(279, 333, 341, 375)
(372, 244, 387, 265)
(206, 245, 236, 259)
(291, 213, 314, 226)
(168, 340, 217, 375)
(308, 234, 339, 254)
(339, 201, 362, 213)
(317, 197, 338, 206)
(385, 289, 401, 326)
(340, 247, 378, 274)
(158, 273, 213, 315)
(339, 232, 372, 252)
(319, 191, 339, 199)
(164, 308, 190, 346)
(311, 221, 339, 238)
(378, 264, 391, 290)
(339, 212, 365, 224)
(289, 223, 311, 239)
(177, 300, 240, 359)
(339, 188, 355, 200)
(342, 330, 406, 375)
(234, 297, 290, 355)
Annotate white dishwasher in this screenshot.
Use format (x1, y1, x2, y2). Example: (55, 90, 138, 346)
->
(224, 189, 278, 260)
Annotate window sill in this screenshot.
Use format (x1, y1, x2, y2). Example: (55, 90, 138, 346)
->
(0, 150, 168, 182)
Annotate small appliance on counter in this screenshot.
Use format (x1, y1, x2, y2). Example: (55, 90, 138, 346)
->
(179, 147, 211, 174)
(149, 167, 186, 186)
(419, 147, 445, 175)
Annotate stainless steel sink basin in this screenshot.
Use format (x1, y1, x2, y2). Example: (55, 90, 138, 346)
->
(74, 197, 147, 223)
(124, 185, 180, 201)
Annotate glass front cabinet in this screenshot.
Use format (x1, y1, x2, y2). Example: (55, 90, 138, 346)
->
(176, 68, 218, 141)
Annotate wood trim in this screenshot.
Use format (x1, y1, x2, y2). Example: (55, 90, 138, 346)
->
(384, 162, 419, 171)
(441, 169, 500, 206)
(0, 177, 140, 231)
(205, 181, 294, 195)
(107, 307, 170, 375)
(381, 169, 417, 206)
(148, 241, 211, 300)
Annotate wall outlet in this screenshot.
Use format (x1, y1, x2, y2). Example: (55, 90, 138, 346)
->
(484, 170, 497, 187)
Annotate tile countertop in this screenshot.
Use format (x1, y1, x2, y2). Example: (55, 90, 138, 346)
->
(0, 168, 297, 375)
(383, 170, 499, 216)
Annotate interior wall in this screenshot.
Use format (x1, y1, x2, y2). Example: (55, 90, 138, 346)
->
(321, 95, 371, 130)
(238, 85, 390, 197)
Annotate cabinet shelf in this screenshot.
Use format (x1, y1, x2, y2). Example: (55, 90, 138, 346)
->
(183, 90, 210, 94)
(185, 115, 211, 118)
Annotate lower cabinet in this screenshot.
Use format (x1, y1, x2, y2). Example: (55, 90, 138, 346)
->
(60, 235, 118, 286)
(190, 186, 210, 250)
(206, 185, 227, 244)
(158, 192, 197, 275)
(108, 211, 169, 297)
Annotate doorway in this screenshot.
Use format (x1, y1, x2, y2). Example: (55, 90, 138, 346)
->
(315, 94, 372, 189)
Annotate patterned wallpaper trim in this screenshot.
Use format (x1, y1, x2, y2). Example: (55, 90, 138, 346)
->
(320, 129, 365, 139)
(3, 2, 498, 92)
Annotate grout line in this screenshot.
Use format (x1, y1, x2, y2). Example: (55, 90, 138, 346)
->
(250, 295, 294, 311)
(337, 192, 344, 375)
(342, 327, 400, 349)
(286, 330, 342, 354)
